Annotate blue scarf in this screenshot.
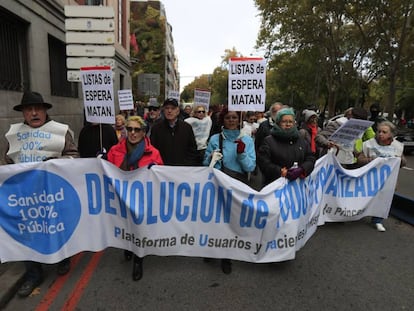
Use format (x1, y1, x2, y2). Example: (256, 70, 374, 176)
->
(125, 140, 145, 170)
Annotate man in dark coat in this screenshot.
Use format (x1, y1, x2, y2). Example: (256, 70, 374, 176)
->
(150, 98, 199, 166)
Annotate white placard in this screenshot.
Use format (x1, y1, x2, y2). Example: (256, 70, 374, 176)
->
(80, 66, 115, 124)
(168, 90, 180, 101)
(329, 119, 374, 145)
(228, 57, 266, 112)
(194, 89, 211, 111)
(118, 89, 134, 111)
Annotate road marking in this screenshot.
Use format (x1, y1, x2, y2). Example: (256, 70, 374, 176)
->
(62, 251, 104, 311)
(34, 253, 84, 311)
(402, 166, 414, 171)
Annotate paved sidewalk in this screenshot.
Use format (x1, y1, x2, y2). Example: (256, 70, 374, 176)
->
(0, 262, 25, 309)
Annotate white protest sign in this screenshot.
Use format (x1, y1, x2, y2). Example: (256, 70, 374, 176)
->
(228, 57, 266, 112)
(329, 119, 374, 145)
(168, 90, 180, 101)
(80, 66, 115, 124)
(117, 89, 134, 111)
(194, 89, 211, 110)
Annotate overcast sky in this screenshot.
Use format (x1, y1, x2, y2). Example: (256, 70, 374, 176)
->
(161, 0, 263, 91)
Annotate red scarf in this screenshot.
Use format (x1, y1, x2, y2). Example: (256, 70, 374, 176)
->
(309, 124, 317, 153)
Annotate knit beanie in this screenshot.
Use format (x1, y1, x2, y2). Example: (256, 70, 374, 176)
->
(275, 107, 295, 124)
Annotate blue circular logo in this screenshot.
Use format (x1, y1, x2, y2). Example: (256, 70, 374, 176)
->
(0, 170, 81, 254)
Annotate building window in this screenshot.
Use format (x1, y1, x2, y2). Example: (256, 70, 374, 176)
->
(48, 35, 78, 98)
(0, 8, 29, 91)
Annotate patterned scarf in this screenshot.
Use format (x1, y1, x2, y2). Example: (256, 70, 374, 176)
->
(121, 139, 145, 170)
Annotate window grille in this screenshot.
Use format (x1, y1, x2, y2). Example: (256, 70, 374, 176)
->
(0, 8, 29, 91)
(48, 35, 78, 98)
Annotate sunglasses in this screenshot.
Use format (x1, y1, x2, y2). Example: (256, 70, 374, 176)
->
(149, 107, 159, 111)
(126, 126, 144, 132)
(196, 110, 206, 114)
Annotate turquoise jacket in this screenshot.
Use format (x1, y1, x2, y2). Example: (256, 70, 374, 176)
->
(203, 129, 256, 174)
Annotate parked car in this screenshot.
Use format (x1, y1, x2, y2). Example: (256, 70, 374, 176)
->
(396, 128, 414, 154)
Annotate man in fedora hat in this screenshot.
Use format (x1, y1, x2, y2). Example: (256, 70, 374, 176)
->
(4, 91, 79, 297)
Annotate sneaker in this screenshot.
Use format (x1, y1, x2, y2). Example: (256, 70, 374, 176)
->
(57, 259, 71, 275)
(17, 278, 43, 297)
(375, 223, 386, 232)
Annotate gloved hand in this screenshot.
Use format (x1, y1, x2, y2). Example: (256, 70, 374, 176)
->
(234, 139, 245, 154)
(209, 150, 223, 168)
(286, 167, 304, 181)
(147, 163, 156, 169)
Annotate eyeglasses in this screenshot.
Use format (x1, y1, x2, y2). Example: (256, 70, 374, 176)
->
(280, 120, 295, 125)
(126, 126, 144, 132)
(148, 107, 159, 111)
(196, 110, 206, 114)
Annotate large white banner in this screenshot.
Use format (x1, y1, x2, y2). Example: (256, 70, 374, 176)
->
(0, 153, 400, 264)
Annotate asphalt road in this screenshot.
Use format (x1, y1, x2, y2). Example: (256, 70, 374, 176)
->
(4, 219, 413, 310)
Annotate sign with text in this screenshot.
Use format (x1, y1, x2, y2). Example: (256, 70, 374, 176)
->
(65, 5, 115, 82)
(329, 119, 374, 145)
(80, 66, 115, 124)
(194, 89, 211, 110)
(168, 90, 180, 101)
(0, 153, 400, 264)
(118, 89, 134, 111)
(228, 57, 266, 112)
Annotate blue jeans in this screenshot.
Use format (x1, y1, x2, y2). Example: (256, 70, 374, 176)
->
(371, 217, 383, 224)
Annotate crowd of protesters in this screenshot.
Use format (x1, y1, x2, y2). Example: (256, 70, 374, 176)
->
(4, 92, 405, 297)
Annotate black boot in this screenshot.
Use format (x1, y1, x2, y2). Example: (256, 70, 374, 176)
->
(132, 256, 143, 281)
(18, 262, 43, 297)
(221, 259, 232, 274)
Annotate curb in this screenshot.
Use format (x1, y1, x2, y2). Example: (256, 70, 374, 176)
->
(0, 262, 25, 309)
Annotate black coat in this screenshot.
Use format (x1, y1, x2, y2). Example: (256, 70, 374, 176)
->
(257, 133, 316, 185)
(150, 119, 199, 166)
(78, 123, 118, 158)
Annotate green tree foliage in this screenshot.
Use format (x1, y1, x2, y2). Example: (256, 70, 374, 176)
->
(255, 0, 414, 119)
(343, 1, 414, 120)
(181, 47, 243, 108)
(130, 2, 166, 103)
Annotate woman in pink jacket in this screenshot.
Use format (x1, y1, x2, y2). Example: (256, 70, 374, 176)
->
(107, 115, 163, 281)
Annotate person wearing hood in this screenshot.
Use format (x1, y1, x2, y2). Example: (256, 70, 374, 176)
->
(203, 107, 256, 274)
(299, 109, 322, 157)
(257, 107, 316, 186)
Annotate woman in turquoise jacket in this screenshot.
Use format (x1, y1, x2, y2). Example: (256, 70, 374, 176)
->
(203, 107, 256, 274)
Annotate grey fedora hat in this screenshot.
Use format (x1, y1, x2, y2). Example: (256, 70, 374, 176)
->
(14, 91, 53, 111)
